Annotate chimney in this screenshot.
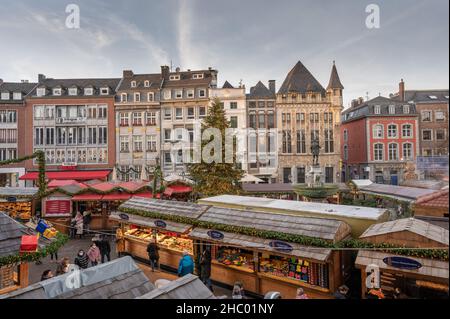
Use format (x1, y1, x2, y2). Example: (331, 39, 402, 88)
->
(268, 80, 276, 94)
(0, 78, 3, 85)
(161, 65, 170, 78)
(399, 79, 405, 102)
(123, 70, 134, 78)
(38, 74, 46, 83)
(358, 97, 364, 105)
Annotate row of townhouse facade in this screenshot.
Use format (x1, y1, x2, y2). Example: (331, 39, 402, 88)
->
(340, 80, 449, 185)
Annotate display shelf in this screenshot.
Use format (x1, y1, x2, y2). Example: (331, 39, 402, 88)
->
(212, 260, 255, 274)
(257, 272, 330, 293)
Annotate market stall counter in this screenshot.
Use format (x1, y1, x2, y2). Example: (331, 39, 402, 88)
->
(0, 187, 38, 222)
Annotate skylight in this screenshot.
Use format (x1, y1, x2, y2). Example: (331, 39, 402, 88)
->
(428, 95, 438, 100)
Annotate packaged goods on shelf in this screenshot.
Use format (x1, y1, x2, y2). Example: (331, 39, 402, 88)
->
(215, 247, 255, 271)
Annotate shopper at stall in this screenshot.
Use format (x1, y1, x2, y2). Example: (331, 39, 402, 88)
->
(177, 250, 194, 277)
(232, 285, 243, 299)
(296, 288, 309, 299)
(200, 248, 213, 291)
(41, 270, 54, 281)
(234, 281, 245, 299)
(74, 249, 89, 269)
(56, 257, 70, 276)
(334, 285, 349, 299)
(69, 217, 77, 239)
(146, 242, 160, 272)
(87, 242, 101, 267)
(83, 210, 92, 235)
(75, 212, 84, 239)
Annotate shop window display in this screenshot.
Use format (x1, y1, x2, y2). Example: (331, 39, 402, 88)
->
(212, 246, 255, 272)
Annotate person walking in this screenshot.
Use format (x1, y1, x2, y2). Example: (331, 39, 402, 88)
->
(100, 235, 111, 263)
(69, 217, 77, 239)
(41, 270, 54, 281)
(232, 285, 243, 299)
(74, 249, 89, 269)
(50, 249, 58, 262)
(75, 212, 84, 239)
(177, 250, 194, 277)
(87, 242, 101, 267)
(56, 257, 70, 276)
(83, 210, 92, 235)
(296, 288, 309, 299)
(146, 242, 160, 272)
(199, 249, 213, 291)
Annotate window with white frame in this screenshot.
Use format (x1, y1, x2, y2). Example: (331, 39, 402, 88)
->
(100, 87, 109, 95)
(374, 105, 381, 115)
(402, 124, 412, 138)
(343, 145, 348, 160)
(199, 106, 206, 118)
(163, 108, 172, 120)
(373, 124, 383, 138)
(87, 127, 97, 144)
(169, 75, 180, 81)
(131, 81, 137, 88)
(84, 88, 93, 96)
(422, 129, 432, 141)
(147, 92, 154, 102)
(133, 135, 143, 152)
(132, 112, 142, 126)
(387, 124, 397, 138)
(13, 92, 22, 100)
(192, 73, 204, 79)
(36, 88, 46, 97)
(34, 105, 45, 119)
(435, 111, 446, 121)
(98, 127, 107, 144)
(175, 149, 183, 165)
(119, 112, 129, 126)
(343, 129, 348, 142)
(175, 90, 183, 99)
(164, 129, 172, 142)
(120, 136, 129, 152)
(68, 88, 78, 96)
(134, 92, 141, 102)
(422, 111, 432, 122)
(87, 105, 97, 119)
(175, 128, 184, 141)
(388, 105, 395, 114)
(230, 102, 238, 110)
(53, 88, 62, 96)
(121, 93, 128, 102)
(198, 89, 206, 98)
(163, 152, 172, 166)
(45, 106, 55, 119)
(436, 129, 446, 140)
(403, 105, 410, 114)
(187, 89, 194, 98)
(187, 107, 195, 119)
(146, 135, 157, 152)
(388, 143, 398, 161)
(1, 92, 9, 100)
(34, 127, 44, 145)
(98, 105, 107, 119)
(144, 80, 150, 88)
(403, 143, 413, 160)
(175, 108, 183, 120)
(146, 111, 156, 125)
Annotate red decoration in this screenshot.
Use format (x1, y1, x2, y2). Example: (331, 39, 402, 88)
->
(20, 235, 38, 253)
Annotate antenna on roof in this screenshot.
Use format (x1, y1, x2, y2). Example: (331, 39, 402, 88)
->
(170, 60, 173, 72)
(366, 92, 369, 101)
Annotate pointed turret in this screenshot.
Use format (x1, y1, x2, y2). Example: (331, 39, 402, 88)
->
(222, 81, 234, 89)
(327, 61, 344, 90)
(278, 60, 325, 95)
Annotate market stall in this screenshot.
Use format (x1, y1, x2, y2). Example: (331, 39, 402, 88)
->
(356, 218, 449, 299)
(0, 187, 38, 221)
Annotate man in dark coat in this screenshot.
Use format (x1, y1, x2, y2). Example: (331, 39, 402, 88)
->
(146, 242, 160, 271)
(200, 248, 213, 291)
(74, 249, 89, 269)
(99, 235, 111, 263)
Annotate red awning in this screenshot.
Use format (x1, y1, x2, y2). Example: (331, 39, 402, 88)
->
(101, 193, 132, 201)
(72, 194, 103, 201)
(167, 185, 193, 194)
(19, 170, 110, 181)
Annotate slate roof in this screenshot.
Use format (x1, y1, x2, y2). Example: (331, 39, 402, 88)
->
(0, 213, 52, 258)
(353, 181, 435, 202)
(278, 61, 326, 95)
(247, 81, 275, 99)
(392, 90, 449, 103)
(30, 77, 121, 97)
(326, 62, 344, 90)
(162, 69, 217, 88)
(342, 96, 418, 123)
(360, 218, 449, 246)
(138, 274, 216, 299)
(415, 190, 449, 208)
(0, 82, 37, 103)
(1, 256, 155, 299)
(117, 73, 162, 91)
(222, 81, 234, 89)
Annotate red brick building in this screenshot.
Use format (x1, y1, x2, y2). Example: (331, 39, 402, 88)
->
(0, 80, 37, 186)
(21, 75, 120, 184)
(341, 95, 419, 185)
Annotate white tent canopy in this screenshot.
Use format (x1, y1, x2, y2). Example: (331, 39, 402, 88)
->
(164, 173, 194, 185)
(240, 173, 264, 183)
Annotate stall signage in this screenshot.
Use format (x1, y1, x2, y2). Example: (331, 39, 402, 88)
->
(207, 230, 224, 240)
(383, 256, 422, 270)
(119, 213, 130, 220)
(7, 196, 17, 202)
(154, 220, 167, 228)
(269, 240, 294, 253)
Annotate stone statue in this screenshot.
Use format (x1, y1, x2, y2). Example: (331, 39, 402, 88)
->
(311, 137, 321, 166)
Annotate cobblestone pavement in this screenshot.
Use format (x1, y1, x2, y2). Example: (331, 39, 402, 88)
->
(29, 237, 233, 298)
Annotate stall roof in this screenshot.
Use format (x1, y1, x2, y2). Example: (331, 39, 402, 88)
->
(102, 193, 132, 201)
(355, 250, 449, 281)
(19, 170, 110, 181)
(360, 218, 449, 246)
(120, 197, 209, 220)
(199, 195, 387, 221)
(0, 187, 38, 198)
(110, 211, 191, 233)
(415, 189, 449, 209)
(0, 213, 53, 259)
(351, 180, 436, 201)
(48, 180, 87, 188)
(72, 194, 103, 201)
(138, 274, 216, 299)
(0, 256, 155, 299)
(198, 207, 351, 242)
(242, 183, 350, 193)
(190, 228, 332, 261)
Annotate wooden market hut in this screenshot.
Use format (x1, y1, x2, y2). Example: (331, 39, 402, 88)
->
(355, 218, 449, 299)
(414, 189, 449, 218)
(0, 187, 38, 221)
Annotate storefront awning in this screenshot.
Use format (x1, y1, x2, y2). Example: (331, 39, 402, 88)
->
(109, 211, 191, 233)
(72, 194, 103, 201)
(102, 193, 132, 201)
(164, 185, 193, 196)
(190, 228, 331, 261)
(19, 170, 111, 181)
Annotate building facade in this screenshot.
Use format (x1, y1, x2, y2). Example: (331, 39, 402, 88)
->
(23, 75, 120, 179)
(115, 70, 162, 181)
(159, 66, 218, 176)
(246, 81, 277, 183)
(341, 96, 419, 185)
(276, 61, 343, 184)
(0, 80, 37, 186)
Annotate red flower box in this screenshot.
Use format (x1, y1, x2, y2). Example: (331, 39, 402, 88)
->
(20, 235, 38, 253)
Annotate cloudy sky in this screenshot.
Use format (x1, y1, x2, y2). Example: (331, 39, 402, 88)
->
(0, 0, 448, 107)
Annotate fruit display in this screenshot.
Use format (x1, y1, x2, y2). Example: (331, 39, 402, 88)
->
(216, 247, 254, 271)
(0, 201, 32, 220)
(124, 228, 155, 241)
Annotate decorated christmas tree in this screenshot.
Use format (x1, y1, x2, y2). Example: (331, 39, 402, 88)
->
(188, 98, 244, 197)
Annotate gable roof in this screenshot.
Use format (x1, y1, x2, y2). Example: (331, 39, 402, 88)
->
(247, 81, 275, 99)
(360, 218, 449, 246)
(278, 61, 325, 95)
(415, 189, 449, 208)
(326, 62, 344, 90)
(222, 81, 234, 89)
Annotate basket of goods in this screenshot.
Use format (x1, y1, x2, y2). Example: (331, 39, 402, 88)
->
(43, 227, 58, 239)
(20, 235, 38, 254)
(35, 220, 49, 234)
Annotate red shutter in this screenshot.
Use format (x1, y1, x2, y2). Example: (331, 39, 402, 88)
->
(45, 200, 71, 215)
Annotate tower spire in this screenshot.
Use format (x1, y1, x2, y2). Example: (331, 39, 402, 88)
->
(326, 61, 344, 90)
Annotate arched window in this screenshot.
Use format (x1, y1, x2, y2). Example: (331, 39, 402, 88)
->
(373, 124, 383, 138)
(374, 143, 383, 161)
(402, 124, 412, 138)
(343, 145, 348, 160)
(388, 124, 397, 138)
(388, 143, 398, 161)
(403, 143, 413, 160)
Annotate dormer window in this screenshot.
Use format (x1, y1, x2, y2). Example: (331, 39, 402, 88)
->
(144, 80, 150, 88)
(100, 87, 109, 95)
(53, 88, 62, 96)
(131, 81, 137, 88)
(428, 95, 438, 100)
(36, 88, 46, 97)
(68, 88, 78, 96)
(1, 92, 9, 100)
(121, 93, 127, 102)
(13, 92, 22, 100)
(389, 105, 395, 114)
(84, 88, 93, 96)
(192, 73, 204, 79)
(403, 105, 410, 114)
(134, 92, 141, 102)
(169, 75, 180, 81)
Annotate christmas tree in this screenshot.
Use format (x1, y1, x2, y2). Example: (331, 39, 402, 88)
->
(188, 98, 244, 197)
